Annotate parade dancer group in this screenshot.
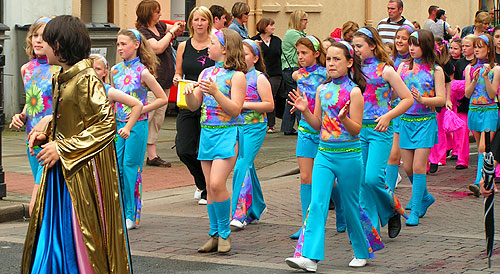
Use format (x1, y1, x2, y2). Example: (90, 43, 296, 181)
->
(12, 2, 500, 272)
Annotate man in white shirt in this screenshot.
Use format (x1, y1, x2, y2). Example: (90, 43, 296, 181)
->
(377, 0, 414, 43)
(424, 5, 439, 30)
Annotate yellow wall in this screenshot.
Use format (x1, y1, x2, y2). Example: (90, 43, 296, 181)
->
(198, 0, 478, 41)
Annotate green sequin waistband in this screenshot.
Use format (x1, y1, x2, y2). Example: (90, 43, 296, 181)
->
(26, 143, 41, 149)
(400, 115, 436, 122)
(469, 105, 499, 112)
(362, 121, 393, 128)
(201, 124, 239, 129)
(298, 126, 319, 135)
(318, 147, 361, 153)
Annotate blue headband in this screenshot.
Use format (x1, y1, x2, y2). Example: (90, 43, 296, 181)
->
(129, 29, 142, 43)
(35, 17, 52, 24)
(400, 25, 414, 34)
(243, 39, 260, 57)
(357, 27, 374, 39)
(90, 54, 108, 67)
(410, 31, 419, 39)
(478, 35, 490, 45)
(214, 30, 225, 46)
(339, 41, 354, 57)
(306, 36, 320, 51)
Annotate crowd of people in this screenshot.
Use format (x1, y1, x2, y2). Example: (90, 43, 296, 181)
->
(9, 0, 500, 272)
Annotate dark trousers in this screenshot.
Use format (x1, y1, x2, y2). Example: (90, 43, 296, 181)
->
(280, 68, 300, 133)
(175, 108, 207, 199)
(267, 75, 283, 128)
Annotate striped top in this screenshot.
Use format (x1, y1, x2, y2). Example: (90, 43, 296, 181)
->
(377, 17, 414, 43)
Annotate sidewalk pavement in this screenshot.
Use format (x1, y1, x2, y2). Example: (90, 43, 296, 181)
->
(2, 117, 500, 272)
(0, 116, 298, 222)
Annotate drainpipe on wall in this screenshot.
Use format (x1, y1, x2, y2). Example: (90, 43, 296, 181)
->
(365, 0, 372, 26)
(247, 0, 256, 36)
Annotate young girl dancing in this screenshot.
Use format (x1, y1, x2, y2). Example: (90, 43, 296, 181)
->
(184, 29, 247, 253)
(386, 25, 413, 192)
(112, 29, 168, 229)
(230, 39, 274, 229)
(9, 17, 58, 215)
(352, 26, 413, 238)
(399, 30, 445, 226)
(21, 15, 131, 273)
(285, 41, 383, 271)
(90, 54, 143, 139)
(465, 34, 500, 196)
(289, 36, 328, 239)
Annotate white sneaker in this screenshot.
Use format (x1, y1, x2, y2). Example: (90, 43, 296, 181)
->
(126, 219, 136, 230)
(349, 258, 367, 267)
(250, 207, 268, 224)
(285, 256, 317, 272)
(395, 172, 402, 189)
(230, 219, 247, 229)
(198, 198, 207, 205)
(194, 189, 202, 200)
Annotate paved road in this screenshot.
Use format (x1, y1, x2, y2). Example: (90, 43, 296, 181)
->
(1, 117, 500, 273)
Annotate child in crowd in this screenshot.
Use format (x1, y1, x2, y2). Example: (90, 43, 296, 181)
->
(399, 30, 445, 226)
(21, 15, 131, 273)
(230, 39, 274, 229)
(184, 29, 247, 253)
(111, 29, 168, 229)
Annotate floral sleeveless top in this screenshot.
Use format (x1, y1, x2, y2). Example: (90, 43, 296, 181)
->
(469, 59, 495, 105)
(297, 64, 327, 123)
(111, 57, 149, 122)
(200, 62, 240, 126)
(400, 59, 436, 115)
(318, 75, 359, 142)
(240, 67, 267, 124)
(391, 54, 409, 107)
(362, 57, 391, 120)
(22, 56, 59, 134)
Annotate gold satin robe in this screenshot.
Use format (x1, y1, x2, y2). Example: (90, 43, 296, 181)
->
(21, 59, 131, 273)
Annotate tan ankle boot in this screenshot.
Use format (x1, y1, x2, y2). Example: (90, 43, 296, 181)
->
(217, 235, 231, 253)
(198, 237, 218, 253)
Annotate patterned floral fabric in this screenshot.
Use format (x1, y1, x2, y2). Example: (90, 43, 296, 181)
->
(240, 67, 267, 124)
(469, 59, 495, 105)
(393, 53, 410, 70)
(296, 64, 327, 122)
(317, 75, 359, 142)
(200, 62, 240, 126)
(400, 59, 437, 115)
(362, 57, 391, 120)
(111, 57, 149, 122)
(233, 169, 252, 222)
(22, 56, 58, 134)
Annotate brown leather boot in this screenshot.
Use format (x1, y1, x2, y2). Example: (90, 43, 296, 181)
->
(217, 235, 231, 253)
(197, 237, 218, 253)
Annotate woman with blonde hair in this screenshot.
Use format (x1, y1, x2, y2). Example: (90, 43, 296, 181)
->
(136, 0, 185, 167)
(172, 6, 215, 205)
(461, 11, 491, 38)
(281, 10, 308, 135)
(228, 1, 250, 39)
(342, 21, 359, 43)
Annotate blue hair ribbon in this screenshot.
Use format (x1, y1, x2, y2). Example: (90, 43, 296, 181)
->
(410, 31, 419, 39)
(90, 54, 108, 67)
(400, 25, 414, 34)
(478, 35, 489, 45)
(339, 41, 354, 57)
(35, 17, 52, 24)
(129, 29, 142, 43)
(215, 30, 226, 46)
(243, 39, 260, 57)
(357, 27, 374, 39)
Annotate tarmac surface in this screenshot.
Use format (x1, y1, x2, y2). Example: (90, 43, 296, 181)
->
(0, 116, 499, 273)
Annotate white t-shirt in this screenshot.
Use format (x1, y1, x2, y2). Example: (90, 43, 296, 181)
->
(430, 19, 450, 39)
(423, 19, 435, 30)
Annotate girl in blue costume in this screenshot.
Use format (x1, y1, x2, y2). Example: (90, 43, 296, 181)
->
(184, 29, 247, 253)
(90, 54, 143, 140)
(386, 25, 413, 192)
(398, 30, 445, 226)
(285, 41, 383, 271)
(9, 17, 58, 215)
(464, 34, 500, 195)
(230, 39, 274, 229)
(289, 35, 328, 239)
(352, 26, 413, 237)
(111, 29, 168, 230)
